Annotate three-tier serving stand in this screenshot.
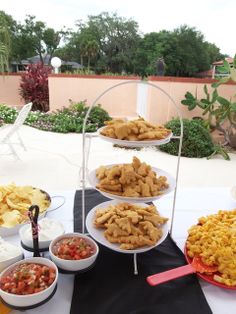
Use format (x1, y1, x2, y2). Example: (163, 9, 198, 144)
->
(80, 80, 183, 274)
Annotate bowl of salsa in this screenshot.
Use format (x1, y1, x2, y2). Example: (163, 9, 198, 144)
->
(0, 257, 58, 307)
(49, 233, 99, 272)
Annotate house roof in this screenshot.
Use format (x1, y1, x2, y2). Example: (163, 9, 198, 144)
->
(12, 54, 83, 69)
(212, 57, 234, 66)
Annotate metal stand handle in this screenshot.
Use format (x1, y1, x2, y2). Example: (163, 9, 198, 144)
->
(81, 80, 183, 274)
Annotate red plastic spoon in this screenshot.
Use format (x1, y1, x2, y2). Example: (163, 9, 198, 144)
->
(147, 256, 218, 286)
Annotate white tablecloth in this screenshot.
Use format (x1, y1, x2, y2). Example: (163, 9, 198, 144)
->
(4, 187, 236, 314)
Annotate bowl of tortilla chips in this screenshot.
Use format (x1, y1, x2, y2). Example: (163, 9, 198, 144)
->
(0, 183, 51, 236)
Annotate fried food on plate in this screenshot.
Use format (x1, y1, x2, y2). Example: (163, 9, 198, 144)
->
(94, 202, 168, 250)
(100, 118, 171, 141)
(0, 183, 50, 228)
(96, 156, 169, 197)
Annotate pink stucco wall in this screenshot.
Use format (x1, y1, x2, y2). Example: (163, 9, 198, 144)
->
(0, 73, 235, 124)
(0, 74, 24, 108)
(48, 75, 139, 118)
(147, 77, 236, 123)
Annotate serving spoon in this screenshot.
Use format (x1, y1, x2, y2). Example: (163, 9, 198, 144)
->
(147, 256, 218, 286)
(28, 205, 41, 258)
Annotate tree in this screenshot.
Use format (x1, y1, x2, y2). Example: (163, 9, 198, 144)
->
(57, 21, 99, 69)
(0, 11, 15, 71)
(9, 15, 68, 65)
(204, 41, 225, 65)
(133, 31, 171, 76)
(87, 12, 140, 73)
(172, 26, 208, 76)
(63, 12, 140, 73)
(0, 20, 10, 72)
(84, 40, 99, 70)
(133, 26, 223, 77)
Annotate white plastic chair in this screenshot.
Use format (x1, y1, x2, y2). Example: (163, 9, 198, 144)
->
(0, 102, 32, 160)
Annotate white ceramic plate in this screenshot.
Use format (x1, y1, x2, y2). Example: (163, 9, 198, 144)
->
(98, 126, 173, 147)
(86, 200, 169, 254)
(88, 165, 175, 203)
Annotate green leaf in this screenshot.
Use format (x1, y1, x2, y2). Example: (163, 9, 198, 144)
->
(185, 91, 195, 100)
(200, 99, 210, 105)
(217, 66, 227, 73)
(217, 96, 230, 106)
(234, 54, 236, 68)
(212, 89, 218, 103)
(202, 107, 210, 115)
(203, 85, 208, 95)
(198, 102, 207, 109)
(211, 81, 221, 88)
(221, 76, 230, 84)
(230, 103, 236, 112)
(223, 60, 231, 72)
(211, 76, 229, 88)
(188, 103, 197, 110)
(181, 99, 193, 106)
(207, 145, 230, 160)
(221, 111, 228, 120)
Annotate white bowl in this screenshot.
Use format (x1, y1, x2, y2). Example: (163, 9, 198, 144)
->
(0, 189, 51, 237)
(0, 251, 24, 273)
(19, 219, 65, 250)
(49, 233, 99, 272)
(0, 257, 58, 307)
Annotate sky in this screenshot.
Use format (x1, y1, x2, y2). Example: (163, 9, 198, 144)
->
(0, 0, 235, 57)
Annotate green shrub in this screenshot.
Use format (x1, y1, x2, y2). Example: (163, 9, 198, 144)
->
(27, 100, 111, 133)
(0, 101, 111, 133)
(159, 118, 215, 158)
(19, 63, 52, 112)
(0, 104, 17, 123)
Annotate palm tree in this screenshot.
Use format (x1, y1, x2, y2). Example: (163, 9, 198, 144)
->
(84, 40, 99, 71)
(0, 18, 10, 72)
(79, 39, 87, 67)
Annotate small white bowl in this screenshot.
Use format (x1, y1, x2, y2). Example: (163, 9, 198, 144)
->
(49, 233, 99, 272)
(0, 257, 58, 307)
(19, 218, 65, 250)
(0, 251, 24, 273)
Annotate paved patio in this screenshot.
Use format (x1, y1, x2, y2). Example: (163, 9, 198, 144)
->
(1, 125, 236, 193)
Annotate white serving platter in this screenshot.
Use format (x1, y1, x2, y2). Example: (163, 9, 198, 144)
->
(86, 200, 169, 254)
(88, 165, 175, 203)
(98, 126, 173, 148)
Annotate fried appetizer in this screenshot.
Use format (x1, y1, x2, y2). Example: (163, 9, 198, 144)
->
(96, 157, 169, 197)
(94, 203, 168, 249)
(100, 118, 171, 141)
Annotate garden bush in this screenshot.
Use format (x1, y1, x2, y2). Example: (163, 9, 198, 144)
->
(0, 101, 111, 133)
(0, 104, 18, 123)
(19, 63, 52, 112)
(159, 118, 215, 158)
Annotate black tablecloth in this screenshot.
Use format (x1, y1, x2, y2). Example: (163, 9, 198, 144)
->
(71, 189, 212, 314)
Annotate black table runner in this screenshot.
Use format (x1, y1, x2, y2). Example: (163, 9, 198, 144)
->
(71, 189, 212, 314)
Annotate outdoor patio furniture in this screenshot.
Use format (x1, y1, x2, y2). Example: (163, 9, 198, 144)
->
(0, 102, 32, 160)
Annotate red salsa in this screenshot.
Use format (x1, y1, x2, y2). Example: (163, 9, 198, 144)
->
(53, 237, 95, 260)
(0, 263, 56, 295)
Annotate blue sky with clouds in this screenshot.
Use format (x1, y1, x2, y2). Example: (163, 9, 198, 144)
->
(1, 0, 235, 56)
